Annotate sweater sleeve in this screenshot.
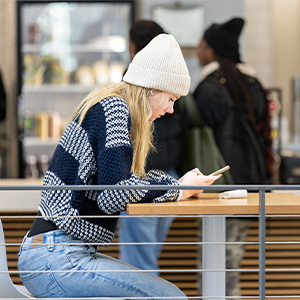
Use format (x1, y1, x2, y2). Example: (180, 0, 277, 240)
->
(92, 97, 181, 214)
(97, 170, 181, 214)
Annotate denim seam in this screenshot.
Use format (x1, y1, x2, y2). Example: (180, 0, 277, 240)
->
(74, 265, 151, 298)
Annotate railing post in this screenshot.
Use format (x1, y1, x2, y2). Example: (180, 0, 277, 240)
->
(259, 190, 266, 300)
(202, 216, 226, 300)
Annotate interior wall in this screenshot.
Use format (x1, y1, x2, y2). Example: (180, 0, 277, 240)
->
(138, 0, 244, 26)
(272, 0, 300, 133)
(244, 0, 273, 87)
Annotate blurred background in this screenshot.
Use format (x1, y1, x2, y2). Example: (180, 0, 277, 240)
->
(1, 1, 300, 298)
(0, 0, 298, 181)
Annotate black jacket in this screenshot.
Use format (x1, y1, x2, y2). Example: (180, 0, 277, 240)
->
(146, 100, 183, 172)
(193, 67, 272, 184)
(0, 71, 6, 121)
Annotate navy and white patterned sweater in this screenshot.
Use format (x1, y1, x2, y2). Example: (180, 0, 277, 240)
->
(39, 96, 181, 244)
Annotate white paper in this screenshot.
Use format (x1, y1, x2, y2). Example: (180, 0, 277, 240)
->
(219, 189, 248, 199)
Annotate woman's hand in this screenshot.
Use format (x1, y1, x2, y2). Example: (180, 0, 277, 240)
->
(178, 168, 221, 200)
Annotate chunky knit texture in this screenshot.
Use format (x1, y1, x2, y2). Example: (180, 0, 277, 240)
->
(123, 34, 190, 96)
(39, 96, 181, 244)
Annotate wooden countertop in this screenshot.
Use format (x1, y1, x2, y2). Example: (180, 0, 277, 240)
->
(126, 193, 300, 215)
(1, 180, 300, 216)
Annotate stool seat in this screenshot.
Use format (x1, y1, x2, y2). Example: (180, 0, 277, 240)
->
(0, 219, 35, 298)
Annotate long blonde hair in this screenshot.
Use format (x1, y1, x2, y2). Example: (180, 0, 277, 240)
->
(74, 81, 154, 178)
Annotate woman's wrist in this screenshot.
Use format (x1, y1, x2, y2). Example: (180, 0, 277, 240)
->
(176, 181, 183, 201)
(177, 189, 183, 201)
(179, 190, 190, 201)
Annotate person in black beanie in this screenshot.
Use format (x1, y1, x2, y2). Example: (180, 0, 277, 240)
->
(118, 20, 184, 276)
(193, 17, 273, 298)
(203, 17, 244, 63)
(0, 69, 7, 177)
(0, 70, 6, 122)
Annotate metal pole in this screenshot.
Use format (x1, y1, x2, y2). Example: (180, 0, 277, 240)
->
(259, 190, 266, 300)
(202, 216, 226, 300)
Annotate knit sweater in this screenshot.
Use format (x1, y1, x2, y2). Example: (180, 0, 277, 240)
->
(39, 96, 181, 244)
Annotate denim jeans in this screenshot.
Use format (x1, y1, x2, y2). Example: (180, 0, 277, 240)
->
(18, 230, 186, 299)
(118, 168, 178, 276)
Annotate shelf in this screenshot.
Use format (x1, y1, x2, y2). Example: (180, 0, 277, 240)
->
(22, 84, 99, 94)
(22, 36, 127, 54)
(23, 137, 60, 147)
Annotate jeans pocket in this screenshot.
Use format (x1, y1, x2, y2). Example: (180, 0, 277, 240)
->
(20, 264, 66, 298)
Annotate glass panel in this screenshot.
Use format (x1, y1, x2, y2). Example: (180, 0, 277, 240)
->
(18, 1, 133, 166)
(21, 2, 131, 87)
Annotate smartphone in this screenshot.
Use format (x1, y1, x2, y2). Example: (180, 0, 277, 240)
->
(208, 165, 230, 176)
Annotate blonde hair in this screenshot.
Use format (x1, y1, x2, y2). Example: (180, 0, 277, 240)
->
(74, 81, 154, 178)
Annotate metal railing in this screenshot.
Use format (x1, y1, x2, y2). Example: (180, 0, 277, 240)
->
(1, 184, 300, 300)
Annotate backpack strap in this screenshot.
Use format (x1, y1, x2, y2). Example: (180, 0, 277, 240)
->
(180, 94, 206, 128)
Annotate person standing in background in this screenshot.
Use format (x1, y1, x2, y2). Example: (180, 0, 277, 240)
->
(193, 17, 274, 297)
(0, 70, 6, 122)
(118, 20, 184, 276)
(0, 69, 7, 178)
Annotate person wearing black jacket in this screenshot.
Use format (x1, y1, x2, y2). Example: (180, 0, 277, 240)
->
(118, 20, 184, 276)
(0, 69, 6, 177)
(0, 70, 6, 122)
(193, 17, 273, 297)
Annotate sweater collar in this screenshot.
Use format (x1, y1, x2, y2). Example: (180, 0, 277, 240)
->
(200, 61, 257, 82)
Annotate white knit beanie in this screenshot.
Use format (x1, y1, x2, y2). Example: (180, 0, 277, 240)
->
(123, 34, 190, 96)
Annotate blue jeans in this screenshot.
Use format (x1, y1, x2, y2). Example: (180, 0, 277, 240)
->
(18, 230, 187, 299)
(118, 168, 178, 276)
